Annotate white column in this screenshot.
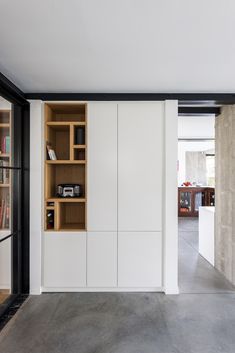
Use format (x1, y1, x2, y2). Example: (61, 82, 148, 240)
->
(29, 100, 44, 294)
(163, 100, 179, 294)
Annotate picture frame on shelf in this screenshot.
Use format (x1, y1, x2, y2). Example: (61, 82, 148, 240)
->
(46, 142, 57, 161)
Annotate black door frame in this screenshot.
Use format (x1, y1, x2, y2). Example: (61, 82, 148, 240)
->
(0, 73, 29, 318)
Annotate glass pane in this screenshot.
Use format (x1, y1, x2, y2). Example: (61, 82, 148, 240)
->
(180, 191, 191, 213)
(0, 96, 12, 304)
(195, 191, 206, 211)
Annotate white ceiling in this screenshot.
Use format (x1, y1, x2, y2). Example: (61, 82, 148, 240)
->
(0, 0, 235, 93)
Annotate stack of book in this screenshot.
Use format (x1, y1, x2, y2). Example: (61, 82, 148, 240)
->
(0, 160, 9, 184)
(0, 196, 10, 229)
(0, 136, 10, 154)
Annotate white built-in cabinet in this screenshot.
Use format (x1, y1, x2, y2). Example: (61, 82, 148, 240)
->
(118, 103, 163, 231)
(44, 232, 86, 288)
(118, 232, 162, 287)
(87, 103, 117, 231)
(87, 232, 117, 287)
(41, 101, 176, 292)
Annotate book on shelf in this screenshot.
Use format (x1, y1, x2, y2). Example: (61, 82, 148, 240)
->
(0, 195, 9, 229)
(46, 142, 57, 160)
(5, 136, 10, 153)
(0, 160, 9, 184)
(0, 135, 10, 154)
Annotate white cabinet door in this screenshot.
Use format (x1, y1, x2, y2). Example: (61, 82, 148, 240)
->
(118, 102, 163, 231)
(87, 232, 117, 287)
(87, 103, 117, 231)
(118, 232, 162, 287)
(43, 232, 86, 288)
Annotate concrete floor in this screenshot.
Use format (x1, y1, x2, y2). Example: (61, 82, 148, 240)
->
(0, 218, 235, 353)
(179, 217, 235, 294)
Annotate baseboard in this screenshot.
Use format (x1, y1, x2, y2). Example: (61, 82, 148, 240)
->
(164, 286, 179, 295)
(30, 288, 42, 295)
(42, 287, 164, 293)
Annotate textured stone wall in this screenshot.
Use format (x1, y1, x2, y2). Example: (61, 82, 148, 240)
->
(215, 106, 235, 284)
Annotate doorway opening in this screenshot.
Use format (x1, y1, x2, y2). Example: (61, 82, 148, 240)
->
(177, 115, 234, 293)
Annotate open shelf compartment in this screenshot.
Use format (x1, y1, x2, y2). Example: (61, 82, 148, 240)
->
(46, 124, 70, 160)
(45, 164, 85, 200)
(58, 202, 85, 231)
(44, 103, 87, 232)
(45, 103, 86, 122)
(0, 111, 10, 124)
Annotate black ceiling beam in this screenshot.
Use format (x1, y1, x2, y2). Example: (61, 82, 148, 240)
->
(24, 92, 235, 106)
(178, 106, 220, 116)
(0, 72, 28, 106)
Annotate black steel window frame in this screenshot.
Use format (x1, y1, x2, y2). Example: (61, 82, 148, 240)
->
(0, 73, 29, 318)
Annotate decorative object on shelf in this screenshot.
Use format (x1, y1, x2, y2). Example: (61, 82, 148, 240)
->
(57, 184, 82, 198)
(46, 142, 57, 160)
(75, 127, 85, 145)
(46, 210, 54, 229)
(182, 181, 192, 187)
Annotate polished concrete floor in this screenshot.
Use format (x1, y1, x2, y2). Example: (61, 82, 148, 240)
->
(0, 218, 235, 353)
(179, 217, 235, 293)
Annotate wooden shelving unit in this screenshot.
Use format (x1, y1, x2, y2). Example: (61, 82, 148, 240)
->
(0, 109, 11, 231)
(44, 103, 87, 231)
(178, 187, 215, 217)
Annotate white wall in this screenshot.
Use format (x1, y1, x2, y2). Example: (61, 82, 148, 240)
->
(178, 116, 215, 139)
(178, 116, 215, 186)
(29, 100, 43, 294)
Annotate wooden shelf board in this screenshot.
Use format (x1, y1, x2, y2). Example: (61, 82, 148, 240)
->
(71, 122, 86, 126)
(46, 160, 86, 164)
(46, 206, 55, 210)
(47, 122, 85, 127)
(0, 184, 10, 187)
(46, 198, 86, 203)
(0, 154, 10, 158)
(45, 228, 86, 232)
(47, 122, 70, 126)
(59, 223, 86, 231)
(73, 145, 86, 149)
(0, 124, 10, 128)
